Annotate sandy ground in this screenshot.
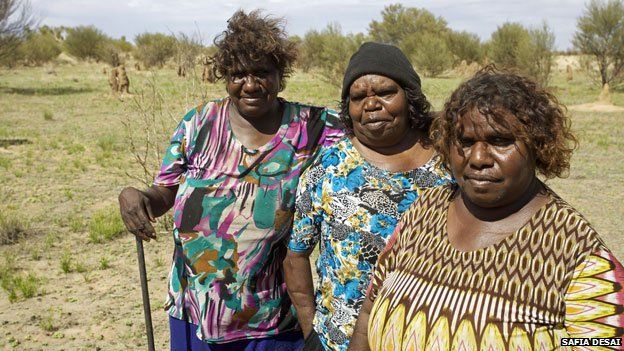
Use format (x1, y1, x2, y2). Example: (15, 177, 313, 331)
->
(568, 102, 624, 112)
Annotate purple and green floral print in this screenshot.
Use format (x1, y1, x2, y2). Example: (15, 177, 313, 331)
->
(154, 98, 343, 343)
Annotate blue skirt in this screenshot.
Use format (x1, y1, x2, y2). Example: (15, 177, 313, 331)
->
(169, 316, 304, 351)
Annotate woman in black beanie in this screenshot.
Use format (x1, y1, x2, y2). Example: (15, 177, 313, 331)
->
(284, 42, 451, 351)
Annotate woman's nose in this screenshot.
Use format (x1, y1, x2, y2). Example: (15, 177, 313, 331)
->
(363, 96, 380, 111)
(469, 142, 494, 168)
(241, 75, 261, 91)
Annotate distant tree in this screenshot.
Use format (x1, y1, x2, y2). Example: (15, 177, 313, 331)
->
(134, 32, 176, 68)
(99, 40, 122, 67)
(410, 35, 453, 77)
(488, 22, 532, 69)
(298, 29, 326, 72)
(368, 4, 448, 51)
(97, 36, 134, 67)
(173, 32, 204, 76)
(573, 0, 624, 86)
(487, 22, 555, 84)
(114, 36, 133, 53)
(368, 4, 464, 77)
(0, 0, 37, 65)
(64, 25, 109, 61)
(299, 23, 366, 85)
(527, 22, 555, 85)
(19, 29, 61, 65)
(446, 30, 483, 64)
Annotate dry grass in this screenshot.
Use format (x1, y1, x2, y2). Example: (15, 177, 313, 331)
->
(0, 60, 622, 350)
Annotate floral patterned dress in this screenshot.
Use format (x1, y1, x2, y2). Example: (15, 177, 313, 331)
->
(288, 137, 450, 351)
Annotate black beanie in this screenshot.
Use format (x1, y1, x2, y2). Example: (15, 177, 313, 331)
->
(341, 42, 421, 99)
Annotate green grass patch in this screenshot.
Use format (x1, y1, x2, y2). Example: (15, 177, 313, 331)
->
(0, 212, 31, 245)
(69, 215, 84, 233)
(0, 253, 41, 302)
(43, 110, 54, 121)
(96, 133, 122, 153)
(0, 155, 11, 169)
(65, 143, 85, 154)
(60, 250, 72, 273)
(99, 256, 110, 270)
(43, 232, 57, 249)
(72, 159, 88, 172)
(75, 261, 87, 273)
(88, 206, 126, 243)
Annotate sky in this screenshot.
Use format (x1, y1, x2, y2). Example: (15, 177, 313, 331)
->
(30, 0, 588, 50)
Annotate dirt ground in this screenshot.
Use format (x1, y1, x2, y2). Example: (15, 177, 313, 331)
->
(1, 60, 623, 350)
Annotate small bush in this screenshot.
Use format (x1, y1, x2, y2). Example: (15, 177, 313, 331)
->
(19, 31, 62, 66)
(134, 32, 176, 68)
(0, 254, 40, 302)
(15, 273, 38, 298)
(99, 256, 110, 270)
(0, 212, 29, 245)
(39, 308, 59, 332)
(43, 110, 53, 120)
(75, 262, 87, 273)
(64, 26, 109, 61)
(60, 251, 72, 273)
(88, 206, 126, 243)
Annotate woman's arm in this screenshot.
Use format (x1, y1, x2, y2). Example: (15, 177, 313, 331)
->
(120, 107, 192, 241)
(286, 160, 325, 338)
(119, 185, 178, 241)
(564, 243, 624, 346)
(284, 249, 316, 338)
(347, 296, 373, 351)
(119, 184, 177, 241)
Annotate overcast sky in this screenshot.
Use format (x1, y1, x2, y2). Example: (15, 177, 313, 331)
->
(30, 0, 587, 50)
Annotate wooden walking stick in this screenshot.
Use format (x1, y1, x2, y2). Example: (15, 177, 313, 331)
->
(135, 237, 156, 351)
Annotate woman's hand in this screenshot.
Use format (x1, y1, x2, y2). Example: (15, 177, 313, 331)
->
(119, 187, 157, 241)
(119, 185, 177, 241)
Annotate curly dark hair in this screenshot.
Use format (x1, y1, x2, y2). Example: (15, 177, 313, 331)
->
(432, 65, 578, 179)
(339, 84, 433, 139)
(211, 10, 297, 90)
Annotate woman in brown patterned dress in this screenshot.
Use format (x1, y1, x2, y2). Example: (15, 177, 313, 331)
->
(348, 67, 624, 351)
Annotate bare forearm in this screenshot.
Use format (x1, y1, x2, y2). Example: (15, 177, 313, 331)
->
(142, 184, 177, 217)
(348, 297, 372, 351)
(284, 250, 316, 338)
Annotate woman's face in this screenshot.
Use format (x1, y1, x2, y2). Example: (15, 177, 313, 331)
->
(348, 74, 411, 148)
(226, 57, 281, 120)
(449, 109, 537, 209)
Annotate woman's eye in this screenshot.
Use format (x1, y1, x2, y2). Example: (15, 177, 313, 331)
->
(459, 139, 474, 148)
(377, 89, 396, 97)
(350, 94, 365, 102)
(491, 138, 514, 146)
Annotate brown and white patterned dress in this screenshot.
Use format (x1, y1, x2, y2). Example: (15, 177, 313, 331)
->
(367, 185, 624, 350)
